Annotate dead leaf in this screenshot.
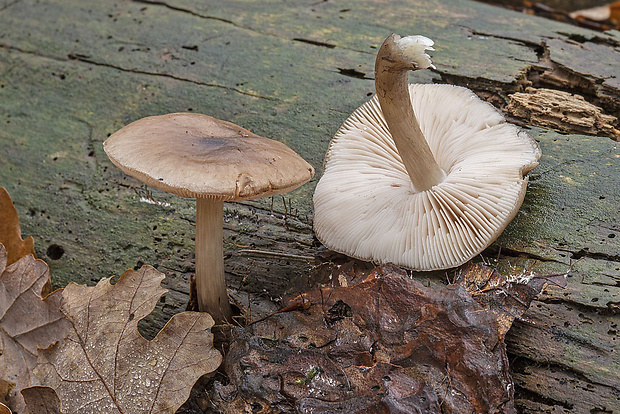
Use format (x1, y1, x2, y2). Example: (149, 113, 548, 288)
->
(0, 380, 13, 407)
(0, 244, 69, 414)
(511, 1, 620, 30)
(0, 402, 12, 414)
(216, 264, 518, 413)
(34, 266, 222, 414)
(20, 387, 59, 414)
(455, 261, 566, 339)
(0, 188, 35, 266)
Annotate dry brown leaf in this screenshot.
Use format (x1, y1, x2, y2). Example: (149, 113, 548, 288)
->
(0, 245, 69, 414)
(34, 266, 222, 414)
(0, 402, 11, 414)
(0, 380, 13, 407)
(20, 387, 59, 414)
(0, 188, 35, 266)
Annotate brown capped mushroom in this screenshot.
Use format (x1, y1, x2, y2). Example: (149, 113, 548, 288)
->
(104, 113, 314, 323)
(313, 34, 541, 271)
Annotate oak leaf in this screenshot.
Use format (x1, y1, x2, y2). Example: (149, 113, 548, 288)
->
(455, 261, 566, 339)
(0, 188, 35, 266)
(34, 266, 222, 414)
(0, 245, 68, 413)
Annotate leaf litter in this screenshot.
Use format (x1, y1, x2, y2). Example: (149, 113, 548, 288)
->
(0, 187, 69, 414)
(214, 258, 565, 413)
(0, 188, 35, 267)
(0, 186, 565, 413)
(0, 188, 222, 413)
(30, 266, 222, 414)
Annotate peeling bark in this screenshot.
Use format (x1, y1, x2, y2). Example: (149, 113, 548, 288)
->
(508, 88, 619, 139)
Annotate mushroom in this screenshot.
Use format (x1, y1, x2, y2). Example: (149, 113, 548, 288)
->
(104, 113, 314, 323)
(313, 34, 541, 271)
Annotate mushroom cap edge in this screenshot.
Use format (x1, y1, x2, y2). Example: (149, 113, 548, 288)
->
(104, 113, 315, 201)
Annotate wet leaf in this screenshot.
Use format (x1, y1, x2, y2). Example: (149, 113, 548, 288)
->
(217, 263, 523, 413)
(455, 261, 566, 339)
(21, 387, 59, 414)
(0, 188, 35, 266)
(34, 266, 222, 414)
(0, 245, 69, 413)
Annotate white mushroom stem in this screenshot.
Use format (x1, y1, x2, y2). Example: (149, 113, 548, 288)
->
(375, 34, 446, 191)
(195, 198, 232, 323)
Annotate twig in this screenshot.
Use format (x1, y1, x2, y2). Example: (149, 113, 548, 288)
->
(238, 249, 314, 262)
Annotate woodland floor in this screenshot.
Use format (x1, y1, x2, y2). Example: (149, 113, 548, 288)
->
(0, 0, 618, 412)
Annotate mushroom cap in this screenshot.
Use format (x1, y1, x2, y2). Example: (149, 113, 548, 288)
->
(104, 113, 314, 200)
(313, 84, 541, 271)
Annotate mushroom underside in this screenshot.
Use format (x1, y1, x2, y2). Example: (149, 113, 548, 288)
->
(313, 84, 541, 271)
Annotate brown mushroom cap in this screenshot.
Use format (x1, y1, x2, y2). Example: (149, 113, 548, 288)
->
(103, 113, 314, 200)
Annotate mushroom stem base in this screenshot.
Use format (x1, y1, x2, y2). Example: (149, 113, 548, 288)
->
(196, 198, 232, 324)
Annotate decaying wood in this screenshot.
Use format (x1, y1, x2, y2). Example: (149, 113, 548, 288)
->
(508, 88, 619, 138)
(0, 0, 618, 412)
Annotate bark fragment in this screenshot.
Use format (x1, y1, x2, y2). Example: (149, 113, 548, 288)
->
(508, 88, 619, 138)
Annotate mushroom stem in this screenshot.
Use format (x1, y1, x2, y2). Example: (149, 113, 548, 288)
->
(375, 34, 446, 191)
(195, 198, 232, 323)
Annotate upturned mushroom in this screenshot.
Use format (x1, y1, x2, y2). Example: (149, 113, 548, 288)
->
(313, 34, 541, 271)
(104, 113, 314, 323)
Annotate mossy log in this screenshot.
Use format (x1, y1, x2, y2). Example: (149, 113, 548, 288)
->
(0, 0, 618, 411)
